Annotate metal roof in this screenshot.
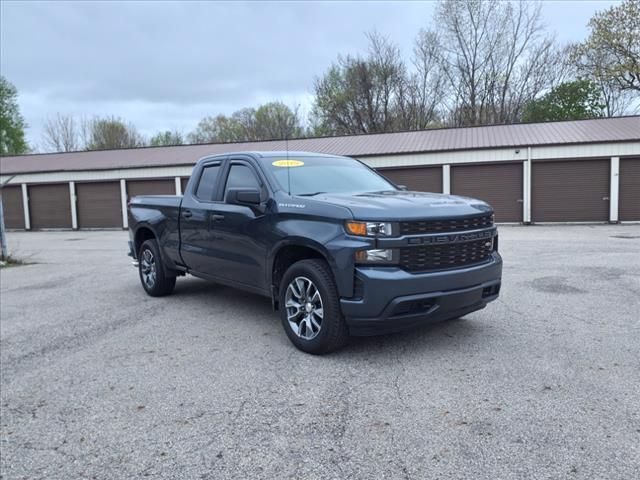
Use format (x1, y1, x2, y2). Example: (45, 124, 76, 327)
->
(1, 116, 639, 175)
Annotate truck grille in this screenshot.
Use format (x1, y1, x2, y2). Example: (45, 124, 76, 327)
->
(399, 237, 494, 272)
(400, 214, 493, 236)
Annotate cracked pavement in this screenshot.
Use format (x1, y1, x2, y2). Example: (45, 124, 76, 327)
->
(1, 225, 639, 479)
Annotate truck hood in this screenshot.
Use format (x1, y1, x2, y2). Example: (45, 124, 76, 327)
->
(303, 190, 493, 221)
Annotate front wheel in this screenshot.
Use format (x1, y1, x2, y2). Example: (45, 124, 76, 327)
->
(138, 239, 176, 297)
(279, 259, 349, 354)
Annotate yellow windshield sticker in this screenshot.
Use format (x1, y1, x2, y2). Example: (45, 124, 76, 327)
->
(272, 159, 304, 167)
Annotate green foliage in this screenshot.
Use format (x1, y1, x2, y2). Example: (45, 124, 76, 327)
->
(0, 76, 29, 155)
(149, 130, 184, 146)
(575, 0, 640, 92)
(254, 102, 304, 140)
(85, 116, 145, 150)
(522, 80, 605, 122)
(189, 102, 303, 143)
(188, 114, 245, 143)
(0, 254, 28, 267)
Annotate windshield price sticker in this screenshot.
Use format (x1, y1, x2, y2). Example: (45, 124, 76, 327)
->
(272, 160, 304, 167)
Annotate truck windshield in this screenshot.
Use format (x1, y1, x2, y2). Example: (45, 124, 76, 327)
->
(266, 156, 396, 195)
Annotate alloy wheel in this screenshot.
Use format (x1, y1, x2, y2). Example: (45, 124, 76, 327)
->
(285, 276, 324, 340)
(140, 248, 157, 289)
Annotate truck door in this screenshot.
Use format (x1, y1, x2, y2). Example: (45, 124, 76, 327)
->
(179, 158, 226, 273)
(206, 158, 270, 290)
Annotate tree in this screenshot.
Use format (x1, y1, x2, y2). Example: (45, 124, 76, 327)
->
(522, 80, 605, 122)
(254, 102, 303, 140)
(423, 0, 567, 126)
(83, 116, 145, 150)
(42, 114, 80, 152)
(149, 130, 185, 146)
(312, 32, 411, 135)
(0, 76, 29, 155)
(188, 114, 246, 143)
(189, 102, 303, 143)
(311, 2, 569, 133)
(401, 30, 447, 130)
(573, 44, 638, 116)
(575, 0, 640, 92)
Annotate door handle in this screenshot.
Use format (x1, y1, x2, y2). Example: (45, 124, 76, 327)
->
(210, 214, 225, 221)
(182, 210, 193, 219)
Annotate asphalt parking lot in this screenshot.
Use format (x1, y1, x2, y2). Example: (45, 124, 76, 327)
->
(1, 225, 639, 479)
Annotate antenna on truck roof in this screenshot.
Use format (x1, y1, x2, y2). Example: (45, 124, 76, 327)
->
(284, 127, 291, 196)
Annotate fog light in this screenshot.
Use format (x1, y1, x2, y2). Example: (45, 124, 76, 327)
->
(355, 249, 396, 264)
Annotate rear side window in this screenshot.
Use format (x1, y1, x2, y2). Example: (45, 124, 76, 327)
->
(195, 164, 221, 200)
(224, 164, 261, 194)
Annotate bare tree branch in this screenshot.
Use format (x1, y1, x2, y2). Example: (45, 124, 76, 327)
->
(42, 113, 79, 152)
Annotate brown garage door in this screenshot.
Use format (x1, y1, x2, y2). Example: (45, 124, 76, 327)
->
(532, 159, 609, 222)
(619, 158, 640, 221)
(377, 166, 442, 193)
(126, 179, 176, 200)
(181, 177, 189, 194)
(76, 182, 122, 228)
(29, 183, 72, 229)
(451, 163, 523, 222)
(1, 186, 25, 229)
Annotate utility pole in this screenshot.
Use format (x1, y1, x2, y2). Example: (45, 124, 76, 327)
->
(0, 176, 16, 261)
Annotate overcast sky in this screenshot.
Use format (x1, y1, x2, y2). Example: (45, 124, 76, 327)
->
(1, 0, 620, 150)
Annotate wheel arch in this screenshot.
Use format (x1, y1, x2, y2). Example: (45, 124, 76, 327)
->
(133, 224, 158, 256)
(269, 239, 335, 307)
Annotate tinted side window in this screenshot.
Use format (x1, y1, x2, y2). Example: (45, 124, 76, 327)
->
(224, 164, 260, 194)
(195, 164, 221, 200)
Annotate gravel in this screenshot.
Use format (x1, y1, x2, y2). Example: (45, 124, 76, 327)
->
(1, 225, 639, 479)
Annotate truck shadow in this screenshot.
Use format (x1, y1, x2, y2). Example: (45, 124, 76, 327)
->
(169, 276, 487, 355)
(345, 318, 484, 355)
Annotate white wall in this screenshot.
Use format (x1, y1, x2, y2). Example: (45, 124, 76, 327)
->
(2, 140, 639, 228)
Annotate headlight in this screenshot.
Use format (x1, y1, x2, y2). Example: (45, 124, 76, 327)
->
(355, 249, 398, 264)
(345, 221, 393, 237)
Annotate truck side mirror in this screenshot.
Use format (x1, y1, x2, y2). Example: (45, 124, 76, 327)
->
(397, 185, 408, 191)
(226, 188, 262, 205)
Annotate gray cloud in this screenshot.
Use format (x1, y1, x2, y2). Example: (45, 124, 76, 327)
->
(0, 0, 619, 148)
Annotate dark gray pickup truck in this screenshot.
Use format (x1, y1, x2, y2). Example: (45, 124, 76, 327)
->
(128, 151, 502, 354)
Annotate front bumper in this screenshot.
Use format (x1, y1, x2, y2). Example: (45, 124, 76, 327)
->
(340, 253, 502, 335)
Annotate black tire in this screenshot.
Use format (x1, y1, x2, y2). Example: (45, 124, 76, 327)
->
(138, 239, 176, 297)
(279, 259, 349, 354)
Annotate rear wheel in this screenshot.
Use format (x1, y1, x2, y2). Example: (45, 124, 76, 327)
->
(138, 239, 176, 297)
(279, 259, 349, 354)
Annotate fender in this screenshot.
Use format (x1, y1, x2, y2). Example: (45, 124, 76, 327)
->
(267, 236, 336, 285)
(132, 221, 181, 274)
(267, 231, 370, 299)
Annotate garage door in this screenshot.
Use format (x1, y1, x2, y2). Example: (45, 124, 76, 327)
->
(532, 159, 609, 222)
(451, 163, 523, 222)
(126, 179, 176, 200)
(29, 184, 72, 229)
(76, 182, 122, 228)
(181, 178, 189, 194)
(619, 158, 640, 221)
(377, 167, 442, 193)
(1, 186, 25, 229)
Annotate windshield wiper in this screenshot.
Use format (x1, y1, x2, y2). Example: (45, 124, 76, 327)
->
(297, 192, 327, 197)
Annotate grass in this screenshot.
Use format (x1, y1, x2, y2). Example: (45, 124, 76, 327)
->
(0, 255, 29, 268)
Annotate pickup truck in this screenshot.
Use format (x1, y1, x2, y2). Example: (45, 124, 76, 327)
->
(128, 151, 502, 354)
